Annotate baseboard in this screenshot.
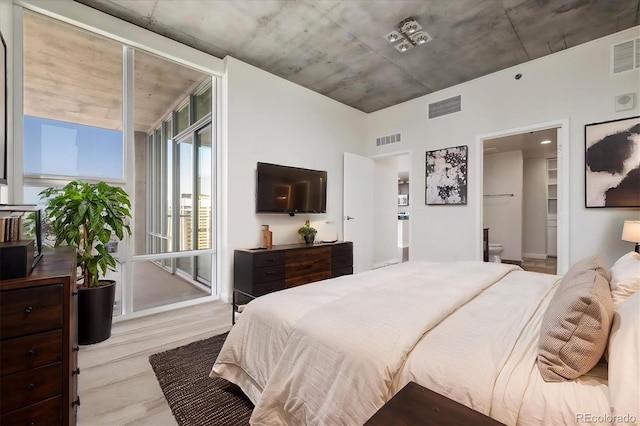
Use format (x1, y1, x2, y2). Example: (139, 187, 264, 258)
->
(373, 259, 399, 269)
(522, 253, 547, 260)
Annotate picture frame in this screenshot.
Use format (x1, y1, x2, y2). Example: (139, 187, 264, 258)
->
(585, 116, 640, 208)
(425, 145, 468, 205)
(1, 31, 7, 185)
(398, 194, 409, 206)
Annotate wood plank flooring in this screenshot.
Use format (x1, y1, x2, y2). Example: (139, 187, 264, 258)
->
(77, 300, 232, 425)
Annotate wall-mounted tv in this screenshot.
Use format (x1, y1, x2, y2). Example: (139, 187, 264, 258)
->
(256, 162, 327, 214)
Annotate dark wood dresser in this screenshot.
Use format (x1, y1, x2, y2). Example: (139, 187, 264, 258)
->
(0, 247, 79, 425)
(233, 241, 353, 322)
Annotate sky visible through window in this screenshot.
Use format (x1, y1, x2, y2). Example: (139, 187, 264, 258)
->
(24, 116, 123, 179)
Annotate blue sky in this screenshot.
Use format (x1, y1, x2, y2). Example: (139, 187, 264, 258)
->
(24, 116, 123, 179)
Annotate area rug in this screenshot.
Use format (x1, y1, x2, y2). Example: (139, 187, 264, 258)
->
(149, 333, 253, 426)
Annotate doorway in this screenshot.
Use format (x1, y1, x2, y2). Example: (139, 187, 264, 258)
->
(475, 120, 569, 275)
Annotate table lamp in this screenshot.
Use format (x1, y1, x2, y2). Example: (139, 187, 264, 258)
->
(621, 220, 640, 253)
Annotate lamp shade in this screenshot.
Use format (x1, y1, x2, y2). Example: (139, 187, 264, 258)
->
(621, 221, 640, 243)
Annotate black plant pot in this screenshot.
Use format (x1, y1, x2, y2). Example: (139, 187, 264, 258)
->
(78, 280, 116, 345)
(304, 234, 315, 244)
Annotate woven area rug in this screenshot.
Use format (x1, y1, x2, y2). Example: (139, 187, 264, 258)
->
(149, 333, 253, 425)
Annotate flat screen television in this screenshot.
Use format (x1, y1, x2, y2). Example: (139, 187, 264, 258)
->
(256, 162, 327, 214)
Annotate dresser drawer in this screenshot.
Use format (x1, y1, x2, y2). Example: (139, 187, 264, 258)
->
(332, 254, 353, 270)
(0, 363, 62, 414)
(254, 251, 285, 268)
(0, 395, 62, 426)
(286, 247, 330, 264)
(285, 271, 331, 288)
(0, 330, 63, 376)
(253, 280, 285, 297)
(253, 264, 285, 284)
(0, 284, 63, 339)
(332, 266, 353, 278)
(332, 243, 353, 258)
(286, 256, 331, 279)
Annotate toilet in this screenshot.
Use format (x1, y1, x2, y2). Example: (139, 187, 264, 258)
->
(488, 243, 504, 263)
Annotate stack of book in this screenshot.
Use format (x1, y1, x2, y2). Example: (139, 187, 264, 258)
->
(0, 211, 24, 242)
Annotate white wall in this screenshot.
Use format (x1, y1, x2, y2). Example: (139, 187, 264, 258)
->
(373, 156, 399, 267)
(523, 157, 547, 257)
(366, 26, 640, 269)
(223, 57, 367, 301)
(483, 151, 523, 262)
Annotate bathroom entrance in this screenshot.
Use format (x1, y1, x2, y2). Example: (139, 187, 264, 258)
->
(478, 121, 567, 275)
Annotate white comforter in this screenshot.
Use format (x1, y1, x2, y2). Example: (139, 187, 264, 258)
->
(211, 261, 519, 425)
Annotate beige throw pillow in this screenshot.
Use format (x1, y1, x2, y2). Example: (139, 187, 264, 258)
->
(537, 256, 614, 382)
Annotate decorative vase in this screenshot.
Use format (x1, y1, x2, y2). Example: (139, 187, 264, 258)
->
(304, 234, 315, 244)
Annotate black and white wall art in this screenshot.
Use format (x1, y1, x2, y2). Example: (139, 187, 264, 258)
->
(425, 145, 468, 205)
(585, 116, 640, 208)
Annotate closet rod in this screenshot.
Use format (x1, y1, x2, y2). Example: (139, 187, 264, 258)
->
(483, 193, 514, 197)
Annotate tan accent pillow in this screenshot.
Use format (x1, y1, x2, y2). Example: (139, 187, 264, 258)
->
(537, 256, 614, 382)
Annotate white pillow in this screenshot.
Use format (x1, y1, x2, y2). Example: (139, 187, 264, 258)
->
(607, 291, 640, 425)
(609, 252, 640, 308)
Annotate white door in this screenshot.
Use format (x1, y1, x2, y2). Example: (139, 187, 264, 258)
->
(344, 152, 374, 273)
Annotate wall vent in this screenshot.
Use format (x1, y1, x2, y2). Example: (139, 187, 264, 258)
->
(375, 132, 402, 147)
(612, 38, 640, 75)
(429, 95, 461, 119)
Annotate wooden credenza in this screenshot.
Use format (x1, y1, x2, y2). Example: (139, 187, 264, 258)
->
(233, 242, 353, 322)
(0, 247, 79, 425)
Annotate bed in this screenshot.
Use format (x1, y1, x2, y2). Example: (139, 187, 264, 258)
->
(211, 255, 640, 426)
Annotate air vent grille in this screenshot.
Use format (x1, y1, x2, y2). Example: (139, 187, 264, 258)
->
(376, 133, 402, 147)
(612, 38, 640, 74)
(429, 95, 461, 119)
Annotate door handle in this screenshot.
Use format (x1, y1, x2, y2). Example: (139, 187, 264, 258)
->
(345, 216, 355, 220)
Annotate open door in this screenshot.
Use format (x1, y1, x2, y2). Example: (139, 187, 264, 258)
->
(344, 152, 374, 273)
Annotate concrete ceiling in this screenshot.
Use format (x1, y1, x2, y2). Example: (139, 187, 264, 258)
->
(74, 0, 640, 113)
(24, 11, 208, 132)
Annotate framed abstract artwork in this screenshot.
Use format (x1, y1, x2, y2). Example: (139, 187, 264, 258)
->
(425, 145, 468, 205)
(585, 116, 640, 208)
(1, 31, 6, 184)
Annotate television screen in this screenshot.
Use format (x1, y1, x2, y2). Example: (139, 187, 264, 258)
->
(256, 162, 327, 214)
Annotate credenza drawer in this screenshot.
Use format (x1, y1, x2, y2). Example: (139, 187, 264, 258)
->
(332, 266, 353, 278)
(253, 264, 285, 284)
(0, 363, 62, 414)
(0, 330, 63, 376)
(253, 280, 286, 297)
(286, 257, 331, 279)
(0, 284, 63, 339)
(254, 252, 285, 268)
(0, 395, 62, 426)
(286, 247, 330, 264)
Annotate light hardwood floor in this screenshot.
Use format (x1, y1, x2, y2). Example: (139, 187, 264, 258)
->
(77, 300, 232, 425)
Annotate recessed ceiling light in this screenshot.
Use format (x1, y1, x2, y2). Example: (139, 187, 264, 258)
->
(540, 140, 552, 145)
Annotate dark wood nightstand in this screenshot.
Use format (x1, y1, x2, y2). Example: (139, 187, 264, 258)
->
(365, 382, 505, 426)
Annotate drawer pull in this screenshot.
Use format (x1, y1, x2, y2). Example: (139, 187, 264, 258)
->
(28, 422, 35, 426)
(73, 346, 80, 352)
(72, 396, 81, 407)
(266, 271, 275, 275)
(72, 368, 81, 376)
(26, 383, 35, 392)
(26, 349, 36, 357)
(24, 306, 33, 314)
(265, 258, 275, 262)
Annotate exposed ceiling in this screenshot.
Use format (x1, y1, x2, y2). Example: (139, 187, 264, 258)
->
(24, 11, 208, 132)
(73, 0, 640, 113)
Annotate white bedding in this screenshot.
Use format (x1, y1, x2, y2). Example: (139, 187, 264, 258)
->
(210, 261, 611, 426)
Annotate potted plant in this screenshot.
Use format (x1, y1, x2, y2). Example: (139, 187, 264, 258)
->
(40, 181, 132, 345)
(298, 220, 317, 244)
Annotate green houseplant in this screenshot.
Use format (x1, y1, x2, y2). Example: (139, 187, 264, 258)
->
(298, 220, 317, 244)
(40, 181, 132, 344)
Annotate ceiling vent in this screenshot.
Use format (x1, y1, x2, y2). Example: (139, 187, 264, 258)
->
(429, 95, 461, 119)
(376, 132, 402, 147)
(611, 38, 639, 75)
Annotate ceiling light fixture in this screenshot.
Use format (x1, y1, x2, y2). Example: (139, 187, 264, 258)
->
(540, 140, 552, 145)
(385, 17, 432, 52)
